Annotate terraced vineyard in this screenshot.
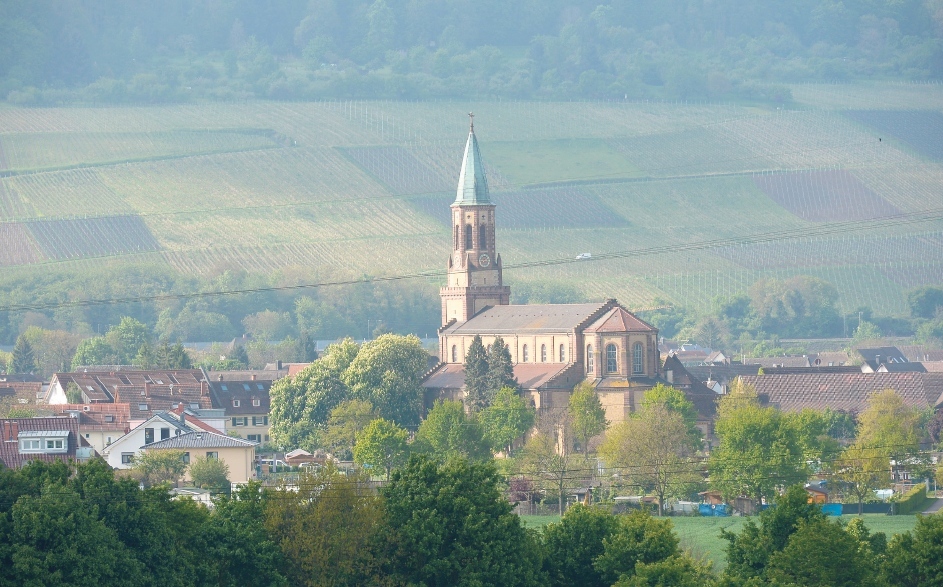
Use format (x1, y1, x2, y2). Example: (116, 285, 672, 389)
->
(2, 85, 942, 316)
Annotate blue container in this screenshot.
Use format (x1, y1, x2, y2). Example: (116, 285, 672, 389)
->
(821, 504, 842, 517)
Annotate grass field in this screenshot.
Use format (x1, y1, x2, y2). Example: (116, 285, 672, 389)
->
(2, 83, 942, 314)
(520, 513, 920, 571)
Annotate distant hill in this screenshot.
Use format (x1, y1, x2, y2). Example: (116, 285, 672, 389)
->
(1, 82, 942, 319)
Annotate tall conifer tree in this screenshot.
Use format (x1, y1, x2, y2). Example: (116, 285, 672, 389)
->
(463, 335, 490, 411)
(486, 336, 517, 399)
(11, 335, 35, 374)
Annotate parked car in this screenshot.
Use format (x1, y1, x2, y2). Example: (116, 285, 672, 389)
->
(575, 252, 592, 260)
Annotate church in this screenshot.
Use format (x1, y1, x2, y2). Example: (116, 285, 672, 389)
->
(422, 118, 716, 439)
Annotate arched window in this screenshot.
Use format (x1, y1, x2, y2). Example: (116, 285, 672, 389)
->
(606, 343, 618, 373)
(559, 344, 566, 362)
(451, 345, 458, 362)
(540, 344, 547, 362)
(465, 224, 473, 249)
(586, 345, 594, 373)
(633, 342, 644, 374)
(479, 224, 487, 249)
(454, 225, 459, 250)
(522, 344, 529, 362)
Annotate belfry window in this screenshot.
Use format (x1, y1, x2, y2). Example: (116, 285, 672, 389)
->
(465, 224, 473, 249)
(587, 345, 594, 373)
(633, 343, 644, 374)
(559, 344, 566, 362)
(522, 345, 529, 362)
(451, 345, 458, 362)
(479, 225, 487, 249)
(606, 344, 618, 374)
(454, 225, 459, 250)
(540, 344, 547, 362)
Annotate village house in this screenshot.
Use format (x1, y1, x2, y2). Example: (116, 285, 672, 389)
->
(143, 430, 257, 484)
(51, 403, 131, 453)
(202, 368, 276, 444)
(0, 416, 92, 469)
(102, 410, 221, 470)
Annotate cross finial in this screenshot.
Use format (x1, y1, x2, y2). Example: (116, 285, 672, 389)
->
(468, 112, 474, 131)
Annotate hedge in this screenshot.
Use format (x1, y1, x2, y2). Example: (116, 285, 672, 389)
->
(895, 483, 930, 515)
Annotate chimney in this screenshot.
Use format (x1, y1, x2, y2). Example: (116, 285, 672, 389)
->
(143, 382, 149, 398)
(875, 354, 881, 367)
(6, 420, 18, 442)
(276, 360, 282, 370)
(114, 386, 120, 403)
(218, 374, 223, 381)
(251, 374, 257, 381)
(179, 412, 186, 427)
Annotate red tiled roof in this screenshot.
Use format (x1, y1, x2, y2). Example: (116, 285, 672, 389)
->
(52, 403, 131, 432)
(422, 362, 570, 391)
(166, 406, 222, 433)
(741, 372, 943, 413)
(584, 307, 657, 333)
(0, 417, 79, 469)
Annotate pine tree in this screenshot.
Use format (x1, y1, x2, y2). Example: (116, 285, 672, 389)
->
(463, 335, 490, 411)
(486, 336, 517, 400)
(11, 335, 35, 374)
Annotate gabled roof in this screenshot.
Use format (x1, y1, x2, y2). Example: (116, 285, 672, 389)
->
(0, 381, 42, 404)
(448, 301, 612, 334)
(53, 403, 131, 431)
(145, 430, 256, 450)
(453, 123, 490, 205)
(422, 362, 572, 391)
(877, 362, 927, 373)
(740, 372, 943, 413)
(857, 347, 909, 368)
(744, 356, 811, 368)
(0, 417, 79, 469)
(205, 378, 272, 415)
(584, 306, 657, 333)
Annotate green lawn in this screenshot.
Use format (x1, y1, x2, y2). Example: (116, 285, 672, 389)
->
(486, 139, 642, 185)
(520, 513, 919, 572)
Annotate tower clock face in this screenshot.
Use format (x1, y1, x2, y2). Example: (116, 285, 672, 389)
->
(478, 253, 491, 267)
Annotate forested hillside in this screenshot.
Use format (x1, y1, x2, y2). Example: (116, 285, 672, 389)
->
(1, 0, 941, 104)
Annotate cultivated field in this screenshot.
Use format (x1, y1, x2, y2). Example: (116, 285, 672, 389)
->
(1, 83, 941, 314)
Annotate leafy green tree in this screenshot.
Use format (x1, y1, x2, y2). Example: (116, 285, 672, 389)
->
(708, 380, 807, 506)
(134, 341, 156, 369)
(600, 402, 701, 516)
(130, 449, 188, 488)
(11, 334, 35, 374)
(105, 317, 152, 364)
(353, 418, 410, 480)
(616, 554, 714, 587)
(163, 342, 193, 369)
(542, 504, 618, 587)
(64, 382, 83, 403)
(569, 382, 608, 453)
(229, 344, 250, 368)
(413, 399, 491, 461)
(487, 336, 517, 395)
(265, 464, 382, 587)
(857, 389, 922, 462)
(882, 511, 943, 587)
(521, 431, 587, 516)
(766, 517, 879, 587)
(593, 510, 683, 585)
(479, 386, 536, 454)
(907, 286, 943, 319)
(721, 485, 825, 584)
(343, 333, 428, 426)
(322, 399, 376, 461)
(463, 335, 490, 411)
(380, 456, 544, 586)
(833, 443, 891, 515)
(208, 482, 288, 587)
(72, 336, 116, 369)
(189, 455, 231, 493)
(641, 383, 703, 445)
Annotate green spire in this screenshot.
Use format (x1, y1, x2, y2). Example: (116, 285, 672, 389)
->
(453, 113, 490, 205)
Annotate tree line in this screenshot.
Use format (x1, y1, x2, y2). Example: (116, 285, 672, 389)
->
(2, 0, 941, 105)
(2, 456, 943, 586)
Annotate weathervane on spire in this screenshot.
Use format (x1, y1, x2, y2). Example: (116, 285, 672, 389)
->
(468, 112, 474, 131)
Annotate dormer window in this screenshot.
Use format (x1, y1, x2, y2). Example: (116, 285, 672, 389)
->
(220, 384, 228, 391)
(104, 415, 114, 423)
(46, 439, 64, 450)
(139, 404, 148, 411)
(252, 399, 261, 407)
(233, 399, 241, 407)
(20, 439, 40, 451)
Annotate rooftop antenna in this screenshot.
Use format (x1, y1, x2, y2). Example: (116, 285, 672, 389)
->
(468, 112, 474, 132)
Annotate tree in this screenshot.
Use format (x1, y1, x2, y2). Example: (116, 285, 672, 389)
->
(130, 449, 188, 488)
(521, 431, 587, 516)
(882, 511, 943, 587)
(322, 399, 376, 461)
(189, 455, 231, 493)
(229, 344, 250, 368)
(593, 510, 683, 586)
(413, 399, 491, 461)
(541, 504, 618, 587)
(708, 380, 808, 506)
(463, 335, 491, 411)
(907, 286, 943, 319)
(265, 464, 383, 587)
(766, 517, 879, 587)
(105, 317, 152, 364)
(857, 389, 922, 462)
(833, 443, 891, 515)
(163, 342, 193, 369)
(569, 382, 608, 453)
(353, 418, 409, 480)
(11, 334, 35, 374)
(641, 383, 702, 446)
(343, 334, 428, 427)
(479, 386, 536, 454)
(64, 382, 83, 403)
(721, 485, 826, 584)
(600, 403, 701, 516)
(380, 456, 544, 586)
(487, 336, 517, 394)
(134, 341, 156, 369)
(72, 336, 116, 369)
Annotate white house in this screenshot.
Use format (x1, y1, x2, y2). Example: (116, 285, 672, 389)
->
(102, 411, 220, 469)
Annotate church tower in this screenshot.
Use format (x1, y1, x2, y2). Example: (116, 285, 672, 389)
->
(440, 115, 511, 326)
